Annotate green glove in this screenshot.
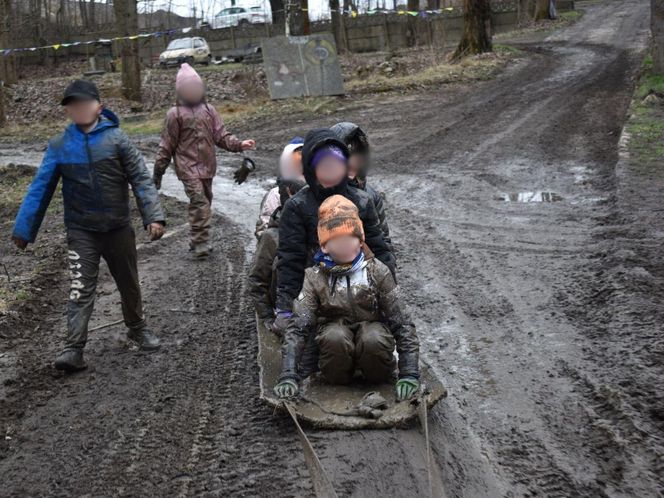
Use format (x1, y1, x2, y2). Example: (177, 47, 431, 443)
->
(274, 379, 299, 398)
(396, 377, 419, 401)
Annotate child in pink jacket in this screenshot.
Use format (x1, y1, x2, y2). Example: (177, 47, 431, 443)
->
(153, 63, 255, 258)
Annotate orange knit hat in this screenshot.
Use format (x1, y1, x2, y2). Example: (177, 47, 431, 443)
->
(317, 195, 365, 247)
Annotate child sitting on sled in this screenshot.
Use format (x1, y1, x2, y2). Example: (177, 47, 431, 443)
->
(249, 177, 306, 329)
(152, 63, 255, 258)
(331, 122, 391, 248)
(274, 195, 420, 401)
(254, 137, 304, 239)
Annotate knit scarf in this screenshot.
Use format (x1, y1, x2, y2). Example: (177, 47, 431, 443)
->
(314, 249, 365, 276)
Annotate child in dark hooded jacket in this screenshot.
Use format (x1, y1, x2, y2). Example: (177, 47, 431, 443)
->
(330, 122, 391, 249)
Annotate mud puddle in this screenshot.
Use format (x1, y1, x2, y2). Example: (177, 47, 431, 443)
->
(497, 191, 563, 202)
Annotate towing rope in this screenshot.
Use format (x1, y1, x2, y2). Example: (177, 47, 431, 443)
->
(284, 402, 339, 498)
(417, 387, 444, 498)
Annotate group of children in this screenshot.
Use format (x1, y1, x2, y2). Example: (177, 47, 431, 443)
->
(11, 62, 420, 402)
(249, 124, 419, 402)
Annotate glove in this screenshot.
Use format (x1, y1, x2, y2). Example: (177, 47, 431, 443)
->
(274, 379, 299, 398)
(153, 172, 162, 190)
(271, 310, 292, 338)
(396, 377, 419, 401)
(233, 157, 256, 185)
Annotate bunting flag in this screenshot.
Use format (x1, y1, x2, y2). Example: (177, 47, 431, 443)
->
(0, 5, 460, 57)
(0, 23, 199, 56)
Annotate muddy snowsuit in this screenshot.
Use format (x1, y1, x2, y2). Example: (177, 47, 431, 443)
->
(153, 102, 243, 247)
(276, 129, 397, 312)
(249, 208, 280, 320)
(280, 255, 419, 384)
(12, 108, 165, 351)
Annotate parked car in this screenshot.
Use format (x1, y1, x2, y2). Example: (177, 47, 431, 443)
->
(211, 6, 269, 29)
(159, 37, 211, 67)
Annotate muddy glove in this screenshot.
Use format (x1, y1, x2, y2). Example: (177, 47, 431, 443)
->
(396, 377, 419, 401)
(153, 172, 162, 190)
(233, 157, 256, 185)
(271, 310, 292, 338)
(274, 379, 299, 398)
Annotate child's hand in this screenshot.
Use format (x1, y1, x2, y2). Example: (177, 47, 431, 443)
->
(148, 223, 165, 241)
(395, 377, 420, 401)
(241, 139, 255, 151)
(274, 379, 299, 398)
(11, 236, 28, 250)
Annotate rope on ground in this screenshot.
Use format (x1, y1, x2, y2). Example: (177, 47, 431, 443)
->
(284, 402, 338, 498)
(418, 389, 444, 498)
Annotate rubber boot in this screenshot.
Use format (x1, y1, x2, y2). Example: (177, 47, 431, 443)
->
(194, 243, 210, 259)
(127, 326, 161, 351)
(54, 349, 87, 372)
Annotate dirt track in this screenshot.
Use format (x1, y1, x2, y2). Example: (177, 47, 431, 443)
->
(1, 0, 663, 496)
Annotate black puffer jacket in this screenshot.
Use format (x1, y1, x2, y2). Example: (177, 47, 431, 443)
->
(331, 122, 392, 250)
(276, 128, 396, 312)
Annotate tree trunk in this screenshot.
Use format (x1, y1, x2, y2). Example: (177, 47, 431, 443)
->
(407, 0, 418, 11)
(330, 0, 346, 50)
(114, 0, 141, 101)
(427, 0, 441, 9)
(0, 80, 5, 127)
(652, 0, 664, 74)
(533, 0, 550, 20)
(0, 0, 15, 86)
(270, 0, 286, 32)
(286, 0, 310, 36)
(452, 0, 492, 59)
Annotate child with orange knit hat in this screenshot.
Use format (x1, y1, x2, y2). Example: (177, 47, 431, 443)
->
(274, 195, 420, 401)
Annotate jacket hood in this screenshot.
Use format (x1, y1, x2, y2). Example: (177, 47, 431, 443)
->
(331, 121, 370, 181)
(301, 128, 350, 199)
(330, 122, 367, 148)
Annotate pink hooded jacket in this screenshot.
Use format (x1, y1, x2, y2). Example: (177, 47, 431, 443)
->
(154, 64, 243, 180)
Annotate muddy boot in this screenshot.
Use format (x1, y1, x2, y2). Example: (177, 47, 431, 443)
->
(194, 243, 210, 259)
(127, 327, 161, 351)
(54, 349, 87, 372)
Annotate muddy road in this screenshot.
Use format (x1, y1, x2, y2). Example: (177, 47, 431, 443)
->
(1, 0, 662, 496)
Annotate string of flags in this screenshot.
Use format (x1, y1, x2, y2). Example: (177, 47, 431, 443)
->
(1, 6, 459, 57)
(1, 25, 197, 57)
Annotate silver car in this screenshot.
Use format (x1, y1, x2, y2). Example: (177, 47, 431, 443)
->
(159, 37, 211, 67)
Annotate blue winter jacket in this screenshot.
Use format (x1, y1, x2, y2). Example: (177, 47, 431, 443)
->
(13, 108, 165, 242)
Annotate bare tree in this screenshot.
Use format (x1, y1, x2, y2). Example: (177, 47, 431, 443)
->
(114, 0, 142, 101)
(270, 0, 286, 30)
(452, 0, 492, 59)
(286, 0, 309, 36)
(0, 0, 15, 86)
(653, 0, 664, 74)
(330, 0, 346, 50)
(533, 0, 551, 20)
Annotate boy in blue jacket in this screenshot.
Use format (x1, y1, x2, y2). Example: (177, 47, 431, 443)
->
(11, 80, 166, 372)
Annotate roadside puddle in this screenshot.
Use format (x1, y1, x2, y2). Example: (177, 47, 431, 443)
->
(497, 191, 563, 202)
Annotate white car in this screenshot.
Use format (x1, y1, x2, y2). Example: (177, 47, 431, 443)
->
(159, 37, 211, 67)
(211, 6, 269, 29)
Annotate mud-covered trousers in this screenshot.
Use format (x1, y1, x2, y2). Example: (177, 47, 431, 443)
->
(65, 225, 145, 350)
(316, 321, 397, 385)
(182, 178, 213, 247)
